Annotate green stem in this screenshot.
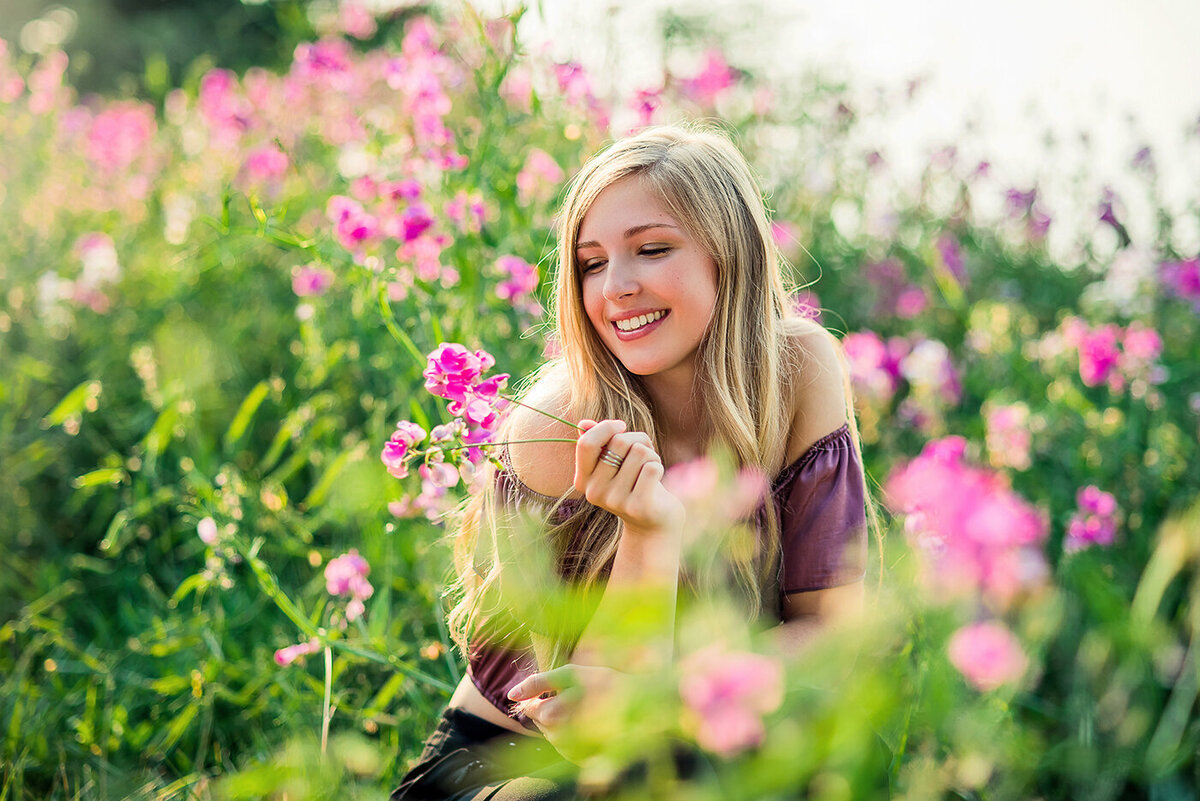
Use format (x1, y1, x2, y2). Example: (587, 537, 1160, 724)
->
(321, 646, 333, 754)
(378, 285, 427, 370)
(501, 395, 584, 431)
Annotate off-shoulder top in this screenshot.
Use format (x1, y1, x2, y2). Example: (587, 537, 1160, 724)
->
(466, 423, 867, 725)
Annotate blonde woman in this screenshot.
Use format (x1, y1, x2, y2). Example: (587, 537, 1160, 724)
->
(393, 124, 869, 800)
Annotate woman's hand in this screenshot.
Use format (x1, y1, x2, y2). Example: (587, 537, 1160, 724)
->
(509, 665, 623, 761)
(574, 419, 684, 536)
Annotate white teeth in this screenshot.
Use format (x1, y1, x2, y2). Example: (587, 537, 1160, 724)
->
(615, 310, 664, 332)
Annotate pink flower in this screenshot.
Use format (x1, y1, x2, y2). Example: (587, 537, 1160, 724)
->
(292, 264, 334, 297)
(1075, 323, 1123, 388)
(326, 195, 380, 253)
(516, 149, 564, 205)
(197, 517, 219, 545)
(985, 402, 1032, 471)
(895, 286, 929, 318)
(422, 343, 492, 403)
(274, 637, 321, 667)
(935, 235, 966, 285)
(1065, 485, 1119, 552)
(495, 255, 539, 303)
(339, 3, 378, 39)
(791, 289, 821, 321)
(381, 420, 427, 479)
(843, 331, 906, 404)
(325, 549, 373, 600)
(243, 145, 289, 182)
(948, 622, 1027, 691)
(1160, 256, 1200, 309)
(680, 647, 783, 757)
(86, 102, 157, 174)
(75, 233, 120, 290)
(419, 461, 459, 489)
(886, 437, 1048, 608)
(678, 49, 738, 107)
(630, 88, 663, 128)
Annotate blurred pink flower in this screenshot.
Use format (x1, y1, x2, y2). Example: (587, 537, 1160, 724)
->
(948, 621, 1027, 691)
(1065, 485, 1119, 552)
(274, 637, 321, 667)
(339, 3, 378, 39)
(28, 50, 69, 115)
(1160, 256, 1200, 310)
(631, 88, 663, 128)
(985, 402, 1032, 471)
(325, 549, 374, 613)
(679, 49, 738, 106)
(86, 101, 156, 173)
(419, 461, 459, 489)
(327, 195, 380, 253)
(495, 255, 539, 304)
(243, 145, 289, 182)
(1075, 323, 1123, 389)
(791, 290, 821, 321)
(843, 331, 905, 405)
(886, 436, 1048, 608)
(516, 148, 565, 206)
(0, 40, 24, 103)
(935, 235, 967, 285)
(75, 233, 120, 290)
(292, 264, 334, 297)
(680, 646, 783, 757)
(895, 286, 929, 318)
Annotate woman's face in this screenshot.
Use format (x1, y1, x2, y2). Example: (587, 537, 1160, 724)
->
(576, 176, 718, 383)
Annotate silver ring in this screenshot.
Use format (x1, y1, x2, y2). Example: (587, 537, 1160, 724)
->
(598, 447, 625, 470)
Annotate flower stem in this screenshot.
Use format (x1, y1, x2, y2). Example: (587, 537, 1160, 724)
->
(321, 645, 333, 754)
(501, 395, 584, 431)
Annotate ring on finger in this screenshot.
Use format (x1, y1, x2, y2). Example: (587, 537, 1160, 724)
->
(598, 447, 625, 470)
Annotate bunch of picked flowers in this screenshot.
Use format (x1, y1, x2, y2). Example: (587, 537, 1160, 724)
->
(382, 342, 577, 493)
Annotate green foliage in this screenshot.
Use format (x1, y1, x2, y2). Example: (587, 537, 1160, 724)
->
(1, 3, 1198, 799)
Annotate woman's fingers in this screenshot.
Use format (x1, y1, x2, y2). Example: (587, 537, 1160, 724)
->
(508, 666, 576, 702)
(573, 419, 626, 491)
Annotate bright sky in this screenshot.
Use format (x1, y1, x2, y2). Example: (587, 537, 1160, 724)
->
(476, 0, 1200, 256)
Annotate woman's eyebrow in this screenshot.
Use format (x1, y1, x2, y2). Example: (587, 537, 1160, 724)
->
(576, 223, 679, 251)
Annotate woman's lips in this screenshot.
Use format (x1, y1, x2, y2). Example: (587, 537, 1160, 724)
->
(611, 310, 669, 341)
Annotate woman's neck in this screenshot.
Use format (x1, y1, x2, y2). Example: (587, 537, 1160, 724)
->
(643, 369, 708, 466)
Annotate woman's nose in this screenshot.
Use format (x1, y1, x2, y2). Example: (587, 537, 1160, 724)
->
(602, 261, 638, 301)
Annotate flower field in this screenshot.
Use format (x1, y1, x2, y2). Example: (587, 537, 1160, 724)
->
(2, 4, 1199, 799)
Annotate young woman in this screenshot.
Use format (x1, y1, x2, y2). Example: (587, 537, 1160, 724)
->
(393, 124, 869, 800)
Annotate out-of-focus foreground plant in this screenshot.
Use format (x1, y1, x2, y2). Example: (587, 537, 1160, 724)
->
(1, 3, 1198, 799)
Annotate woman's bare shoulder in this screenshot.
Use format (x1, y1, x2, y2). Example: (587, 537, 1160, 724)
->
(504, 362, 579, 498)
(782, 317, 851, 462)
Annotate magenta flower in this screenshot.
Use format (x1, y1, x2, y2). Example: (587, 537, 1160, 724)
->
(1065, 485, 1119, 552)
(948, 621, 1027, 691)
(274, 637, 321, 667)
(423, 343, 498, 403)
(381, 420, 427, 479)
(886, 437, 1048, 608)
(843, 331, 904, 404)
(292, 264, 334, 297)
(516, 149, 564, 205)
(935, 235, 967, 285)
(678, 49, 738, 107)
(243, 145, 289, 182)
(1072, 323, 1124, 389)
(630, 88, 663, 128)
(338, 2, 378, 39)
(680, 646, 784, 757)
(1160, 256, 1200, 310)
(326, 195, 380, 253)
(495, 255, 539, 303)
(325, 550, 373, 622)
(86, 101, 156, 174)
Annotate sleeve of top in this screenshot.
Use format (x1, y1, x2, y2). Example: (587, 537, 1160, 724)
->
(774, 424, 868, 593)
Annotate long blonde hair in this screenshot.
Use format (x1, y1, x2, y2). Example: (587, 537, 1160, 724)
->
(448, 123, 801, 668)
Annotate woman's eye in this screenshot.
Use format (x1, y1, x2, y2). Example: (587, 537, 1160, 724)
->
(581, 258, 607, 273)
(641, 245, 671, 258)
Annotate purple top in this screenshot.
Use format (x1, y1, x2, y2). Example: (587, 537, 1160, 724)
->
(467, 423, 867, 723)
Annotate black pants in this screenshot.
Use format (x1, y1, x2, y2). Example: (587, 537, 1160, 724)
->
(392, 707, 575, 801)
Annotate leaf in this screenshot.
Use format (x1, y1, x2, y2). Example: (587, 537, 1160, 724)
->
(302, 446, 356, 509)
(362, 673, 406, 719)
(98, 510, 132, 554)
(72, 468, 126, 489)
(224, 381, 270, 451)
(41, 380, 102, 428)
(142, 403, 181, 458)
